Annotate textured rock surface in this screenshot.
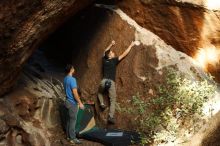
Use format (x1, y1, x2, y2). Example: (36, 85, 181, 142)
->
(118, 0, 220, 82)
(0, 57, 102, 145)
(1, 0, 220, 145)
(41, 5, 218, 145)
(118, 0, 220, 56)
(0, 0, 93, 97)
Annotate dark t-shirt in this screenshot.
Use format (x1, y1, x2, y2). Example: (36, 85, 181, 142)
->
(103, 57, 119, 81)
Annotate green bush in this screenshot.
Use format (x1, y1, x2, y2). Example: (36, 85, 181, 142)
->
(155, 68, 216, 118)
(123, 67, 217, 144)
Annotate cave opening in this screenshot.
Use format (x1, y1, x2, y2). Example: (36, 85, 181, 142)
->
(42, 6, 108, 65)
(27, 4, 111, 81)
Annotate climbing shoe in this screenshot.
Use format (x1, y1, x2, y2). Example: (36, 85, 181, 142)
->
(100, 104, 106, 110)
(108, 116, 115, 124)
(69, 138, 82, 144)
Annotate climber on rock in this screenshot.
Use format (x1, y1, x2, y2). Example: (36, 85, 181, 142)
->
(98, 40, 138, 124)
(63, 64, 84, 144)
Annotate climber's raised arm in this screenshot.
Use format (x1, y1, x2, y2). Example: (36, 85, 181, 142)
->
(118, 41, 135, 61)
(103, 40, 115, 56)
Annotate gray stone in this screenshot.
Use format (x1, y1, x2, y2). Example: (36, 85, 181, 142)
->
(0, 119, 9, 134)
(16, 134, 22, 144)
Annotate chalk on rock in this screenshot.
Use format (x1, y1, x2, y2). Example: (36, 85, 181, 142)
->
(134, 40, 140, 46)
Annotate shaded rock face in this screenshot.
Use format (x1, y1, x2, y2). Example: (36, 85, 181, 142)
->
(10, 51, 72, 145)
(0, 65, 67, 146)
(1, 90, 46, 146)
(0, 0, 94, 97)
(0, 0, 41, 50)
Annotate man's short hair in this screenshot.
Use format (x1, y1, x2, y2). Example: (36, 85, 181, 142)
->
(65, 64, 74, 74)
(104, 50, 111, 59)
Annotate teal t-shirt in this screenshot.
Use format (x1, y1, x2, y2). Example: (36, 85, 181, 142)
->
(64, 75, 77, 105)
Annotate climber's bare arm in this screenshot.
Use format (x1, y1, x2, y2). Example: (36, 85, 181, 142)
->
(103, 40, 115, 56)
(118, 41, 135, 61)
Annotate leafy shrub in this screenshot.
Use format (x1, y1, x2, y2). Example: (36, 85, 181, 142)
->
(122, 67, 216, 145)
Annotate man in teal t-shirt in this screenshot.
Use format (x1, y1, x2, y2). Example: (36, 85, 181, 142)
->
(64, 76, 77, 105)
(64, 64, 84, 144)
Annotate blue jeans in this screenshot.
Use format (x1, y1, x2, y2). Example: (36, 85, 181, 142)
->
(65, 100, 78, 140)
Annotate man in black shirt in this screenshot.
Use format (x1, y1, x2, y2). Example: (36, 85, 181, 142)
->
(98, 40, 136, 124)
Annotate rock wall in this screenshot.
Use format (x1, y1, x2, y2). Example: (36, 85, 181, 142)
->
(0, 0, 94, 97)
(1, 0, 220, 145)
(117, 0, 220, 81)
(118, 0, 220, 55)
(0, 48, 102, 146)
(42, 3, 214, 133)
(51, 4, 218, 145)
